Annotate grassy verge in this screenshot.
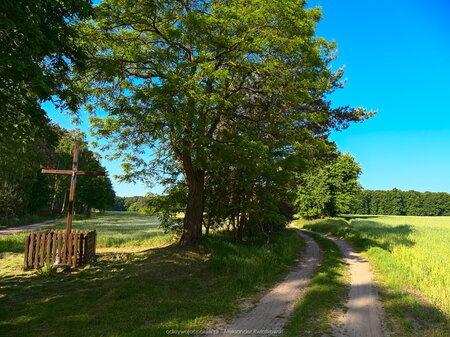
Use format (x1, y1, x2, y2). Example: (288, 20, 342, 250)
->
(294, 217, 450, 337)
(283, 230, 348, 337)
(0, 211, 303, 337)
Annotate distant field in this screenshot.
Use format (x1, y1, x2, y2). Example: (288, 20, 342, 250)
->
(295, 215, 450, 335)
(0, 212, 173, 275)
(57, 211, 172, 249)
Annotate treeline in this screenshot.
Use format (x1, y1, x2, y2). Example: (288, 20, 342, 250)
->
(0, 124, 115, 221)
(110, 196, 150, 213)
(352, 189, 450, 216)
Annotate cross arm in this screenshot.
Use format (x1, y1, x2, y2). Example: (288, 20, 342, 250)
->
(41, 169, 106, 176)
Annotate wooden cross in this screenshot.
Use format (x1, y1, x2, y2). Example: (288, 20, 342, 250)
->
(41, 142, 105, 236)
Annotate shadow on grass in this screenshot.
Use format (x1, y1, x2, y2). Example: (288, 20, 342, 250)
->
(283, 232, 348, 337)
(380, 285, 450, 337)
(298, 220, 450, 337)
(0, 230, 302, 337)
(341, 215, 382, 220)
(303, 219, 415, 252)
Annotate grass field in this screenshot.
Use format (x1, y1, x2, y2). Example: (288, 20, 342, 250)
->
(0, 211, 303, 337)
(295, 215, 450, 337)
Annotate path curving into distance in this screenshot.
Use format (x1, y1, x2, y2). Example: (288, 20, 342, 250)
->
(205, 230, 322, 337)
(300, 229, 386, 337)
(0, 218, 65, 237)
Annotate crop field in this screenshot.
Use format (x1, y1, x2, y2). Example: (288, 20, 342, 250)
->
(296, 215, 450, 335)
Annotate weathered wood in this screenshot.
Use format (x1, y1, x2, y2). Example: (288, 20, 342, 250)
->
(93, 231, 96, 256)
(84, 232, 89, 264)
(46, 232, 51, 264)
(24, 230, 96, 269)
(52, 231, 57, 262)
(37, 141, 102, 269)
(24, 235, 30, 269)
(73, 231, 79, 267)
(28, 233, 35, 268)
(34, 233, 41, 269)
(58, 231, 63, 263)
(39, 232, 45, 266)
(41, 169, 105, 176)
(67, 233, 73, 266)
(79, 232, 84, 264)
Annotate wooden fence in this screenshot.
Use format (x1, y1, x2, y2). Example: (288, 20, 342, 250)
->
(24, 230, 96, 269)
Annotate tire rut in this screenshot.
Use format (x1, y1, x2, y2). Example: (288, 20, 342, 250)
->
(205, 230, 322, 337)
(300, 229, 386, 337)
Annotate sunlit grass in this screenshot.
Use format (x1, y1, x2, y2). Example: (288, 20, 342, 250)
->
(0, 212, 304, 337)
(283, 231, 348, 337)
(295, 215, 450, 336)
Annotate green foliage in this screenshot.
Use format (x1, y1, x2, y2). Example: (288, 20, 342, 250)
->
(110, 196, 127, 211)
(0, 124, 115, 221)
(206, 230, 303, 291)
(0, 0, 93, 143)
(35, 263, 56, 278)
(352, 189, 450, 216)
(70, 0, 372, 244)
(295, 152, 362, 219)
(283, 232, 348, 337)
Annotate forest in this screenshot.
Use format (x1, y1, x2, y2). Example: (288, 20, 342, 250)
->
(0, 123, 115, 224)
(352, 189, 450, 216)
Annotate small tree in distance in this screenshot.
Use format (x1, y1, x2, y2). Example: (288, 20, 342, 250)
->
(295, 153, 362, 219)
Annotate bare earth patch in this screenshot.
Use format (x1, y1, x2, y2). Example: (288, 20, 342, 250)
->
(0, 218, 64, 237)
(205, 231, 322, 337)
(301, 229, 387, 337)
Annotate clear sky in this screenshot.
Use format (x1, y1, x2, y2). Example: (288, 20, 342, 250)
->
(45, 0, 450, 196)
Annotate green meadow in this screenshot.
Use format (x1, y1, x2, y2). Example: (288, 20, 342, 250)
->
(295, 215, 450, 336)
(0, 212, 303, 337)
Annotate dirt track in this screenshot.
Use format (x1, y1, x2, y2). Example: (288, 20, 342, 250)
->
(206, 229, 386, 337)
(0, 218, 64, 237)
(205, 230, 322, 337)
(301, 229, 386, 337)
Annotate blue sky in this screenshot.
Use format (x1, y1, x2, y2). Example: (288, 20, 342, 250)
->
(45, 0, 450, 196)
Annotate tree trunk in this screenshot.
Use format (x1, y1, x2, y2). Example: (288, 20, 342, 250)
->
(179, 169, 205, 246)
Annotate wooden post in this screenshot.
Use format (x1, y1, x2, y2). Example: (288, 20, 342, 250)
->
(66, 142, 79, 236)
(39, 141, 105, 267)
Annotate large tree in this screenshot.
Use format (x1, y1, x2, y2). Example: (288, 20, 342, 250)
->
(73, 0, 371, 244)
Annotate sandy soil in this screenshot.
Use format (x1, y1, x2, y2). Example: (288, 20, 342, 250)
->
(205, 230, 322, 337)
(301, 229, 386, 337)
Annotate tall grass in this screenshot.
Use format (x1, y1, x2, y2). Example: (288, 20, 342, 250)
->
(0, 215, 303, 337)
(296, 215, 450, 336)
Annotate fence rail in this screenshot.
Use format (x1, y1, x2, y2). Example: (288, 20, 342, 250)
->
(24, 230, 96, 269)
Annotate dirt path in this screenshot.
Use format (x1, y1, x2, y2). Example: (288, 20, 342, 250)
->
(205, 231, 322, 337)
(301, 229, 386, 337)
(0, 218, 65, 237)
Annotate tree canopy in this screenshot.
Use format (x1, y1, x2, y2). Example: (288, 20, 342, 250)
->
(0, 0, 93, 143)
(70, 0, 372, 244)
(295, 152, 362, 219)
(0, 124, 115, 220)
